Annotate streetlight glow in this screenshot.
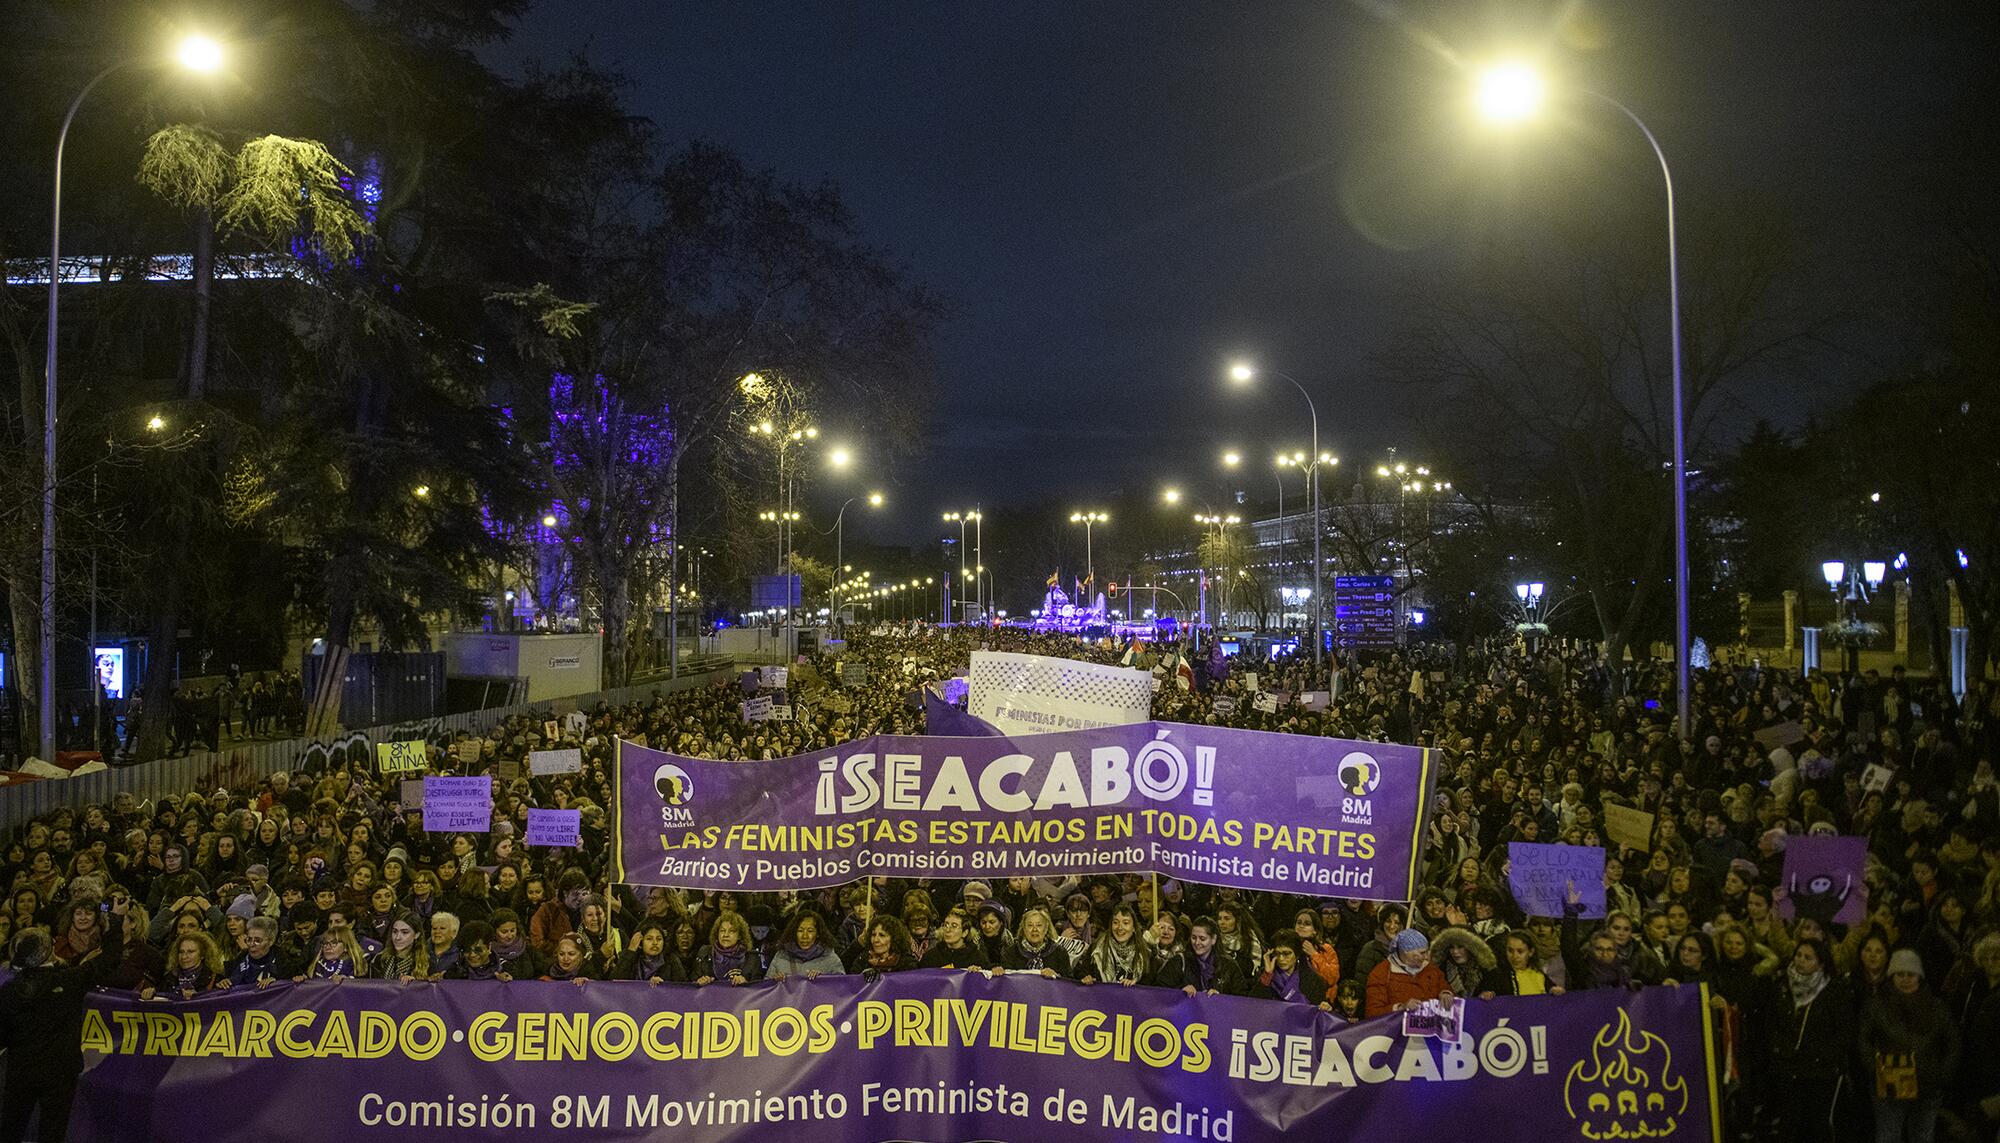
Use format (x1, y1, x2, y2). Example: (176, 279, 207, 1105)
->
(868, 491, 883, 506)
(146, 414, 166, 432)
(541, 514, 558, 527)
(176, 35, 224, 73)
(1476, 63, 1545, 124)
(828, 446, 851, 467)
(1162, 487, 1181, 504)
(1221, 450, 1240, 467)
(1228, 362, 1255, 383)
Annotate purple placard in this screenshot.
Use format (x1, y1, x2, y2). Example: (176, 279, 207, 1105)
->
(1508, 842, 1607, 919)
(616, 721, 1435, 900)
(525, 808, 582, 848)
(1777, 834, 1869, 925)
(421, 775, 492, 833)
(73, 974, 1717, 1143)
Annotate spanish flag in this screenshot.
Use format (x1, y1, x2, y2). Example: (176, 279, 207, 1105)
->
(1046, 571, 1060, 587)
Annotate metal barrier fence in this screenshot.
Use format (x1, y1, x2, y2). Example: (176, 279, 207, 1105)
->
(0, 667, 737, 834)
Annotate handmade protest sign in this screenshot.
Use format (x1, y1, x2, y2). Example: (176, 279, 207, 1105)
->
(1860, 764, 1894, 793)
(771, 704, 795, 722)
(73, 974, 1720, 1143)
(1402, 997, 1466, 1042)
(1778, 834, 1868, 925)
(397, 779, 424, 808)
(375, 740, 427, 774)
(422, 776, 492, 833)
(564, 710, 588, 735)
(1510, 842, 1607, 919)
(455, 739, 483, 766)
(740, 695, 774, 723)
(841, 663, 867, 688)
(1254, 693, 1279, 714)
(529, 748, 583, 776)
(1752, 721, 1804, 751)
(760, 665, 789, 689)
(1601, 803, 1655, 853)
(524, 808, 581, 848)
(1212, 696, 1238, 717)
(616, 722, 1437, 900)
(543, 720, 562, 743)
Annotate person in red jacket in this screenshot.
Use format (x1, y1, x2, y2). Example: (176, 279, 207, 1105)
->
(1366, 928, 1451, 1018)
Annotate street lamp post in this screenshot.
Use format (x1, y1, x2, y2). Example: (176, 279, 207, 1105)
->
(1228, 364, 1325, 672)
(1476, 63, 1691, 739)
(827, 492, 882, 624)
(1820, 559, 1886, 676)
(42, 35, 225, 760)
(1069, 512, 1107, 598)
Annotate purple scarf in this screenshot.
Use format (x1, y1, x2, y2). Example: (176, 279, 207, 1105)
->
(1269, 967, 1305, 1003)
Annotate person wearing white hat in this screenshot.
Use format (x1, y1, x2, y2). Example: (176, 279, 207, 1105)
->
(1859, 949, 1957, 1143)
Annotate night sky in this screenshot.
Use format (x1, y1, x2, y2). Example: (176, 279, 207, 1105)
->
(490, 1, 1985, 543)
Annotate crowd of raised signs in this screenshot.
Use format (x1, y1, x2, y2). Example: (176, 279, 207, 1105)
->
(3, 625, 1999, 1143)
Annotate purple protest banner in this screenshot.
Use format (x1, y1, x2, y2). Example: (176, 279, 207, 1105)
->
(615, 721, 1435, 900)
(1777, 834, 1869, 925)
(423, 775, 492, 833)
(525, 807, 582, 848)
(73, 972, 1720, 1143)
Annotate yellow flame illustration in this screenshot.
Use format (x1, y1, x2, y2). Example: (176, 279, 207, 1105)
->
(1563, 1009, 1690, 1140)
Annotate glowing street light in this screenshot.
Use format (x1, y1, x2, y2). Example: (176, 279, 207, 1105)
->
(146, 414, 166, 432)
(1069, 511, 1108, 589)
(1474, 63, 1544, 124)
(1161, 487, 1182, 505)
(828, 446, 851, 468)
(1226, 360, 1324, 666)
(39, 30, 234, 760)
(1471, 59, 1692, 738)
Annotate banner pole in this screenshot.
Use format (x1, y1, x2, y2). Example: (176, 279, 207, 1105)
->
(1151, 871, 1160, 923)
(864, 876, 874, 926)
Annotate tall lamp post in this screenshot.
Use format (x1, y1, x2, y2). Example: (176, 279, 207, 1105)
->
(1228, 364, 1325, 671)
(1069, 512, 1107, 597)
(825, 491, 882, 623)
(41, 34, 225, 761)
(1820, 559, 1886, 676)
(1474, 62, 1691, 739)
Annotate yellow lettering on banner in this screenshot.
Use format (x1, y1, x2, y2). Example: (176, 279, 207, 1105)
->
(113, 1011, 145, 1054)
(400, 1011, 446, 1061)
(1096, 814, 1133, 840)
(357, 1012, 397, 1059)
(239, 1009, 277, 1057)
(276, 1010, 316, 1058)
(80, 1011, 114, 1055)
(807, 1004, 837, 1053)
(548, 1013, 588, 1061)
(699, 1012, 741, 1057)
(856, 1001, 891, 1049)
(1036, 1004, 1069, 1055)
(143, 1012, 183, 1056)
(763, 1008, 807, 1056)
(195, 1012, 237, 1057)
(590, 1013, 638, 1062)
(641, 1011, 680, 1061)
(517, 1013, 546, 1061)
(316, 1011, 354, 1058)
(470, 1012, 511, 1061)
(1069, 1011, 1110, 1059)
(894, 999, 931, 1047)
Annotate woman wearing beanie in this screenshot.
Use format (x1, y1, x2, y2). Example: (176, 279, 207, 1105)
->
(1859, 949, 1958, 1143)
(1765, 938, 1853, 1143)
(1365, 928, 1449, 1017)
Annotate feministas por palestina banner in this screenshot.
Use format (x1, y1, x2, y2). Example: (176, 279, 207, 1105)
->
(613, 722, 1435, 900)
(72, 974, 1723, 1143)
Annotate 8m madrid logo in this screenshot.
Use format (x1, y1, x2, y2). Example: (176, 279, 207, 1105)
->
(653, 764, 696, 826)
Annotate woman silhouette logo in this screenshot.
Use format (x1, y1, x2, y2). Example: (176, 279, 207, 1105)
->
(653, 764, 695, 807)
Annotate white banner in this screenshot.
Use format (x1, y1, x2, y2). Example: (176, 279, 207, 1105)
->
(529, 748, 583, 776)
(967, 651, 1153, 737)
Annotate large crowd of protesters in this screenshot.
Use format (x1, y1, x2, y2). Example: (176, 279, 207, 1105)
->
(2, 624, 1998, 1143)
